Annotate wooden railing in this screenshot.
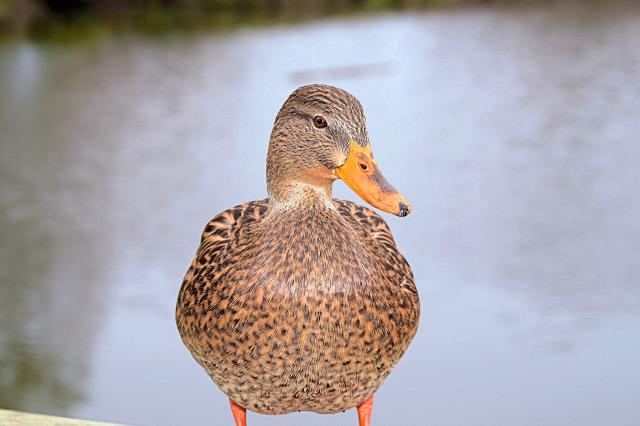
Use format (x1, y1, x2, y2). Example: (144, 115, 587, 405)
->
(0, 409, 124, 425)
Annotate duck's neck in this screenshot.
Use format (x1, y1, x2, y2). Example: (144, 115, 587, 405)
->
(267, 180, 335, 212)
(266, 133, 337, 212)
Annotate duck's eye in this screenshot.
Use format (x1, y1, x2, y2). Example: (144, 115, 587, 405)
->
(313, 115, 327, 129)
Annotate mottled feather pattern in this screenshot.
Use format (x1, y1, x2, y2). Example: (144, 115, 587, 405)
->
(176, 199, 419, 415)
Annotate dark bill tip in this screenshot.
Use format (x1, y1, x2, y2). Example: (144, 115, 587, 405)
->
(398, 202, 410, 217)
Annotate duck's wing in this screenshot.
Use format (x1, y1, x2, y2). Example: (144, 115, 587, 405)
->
(177, 199, 268, 335)
(197, 199, 269, 265)
(333, 199, 416, 292)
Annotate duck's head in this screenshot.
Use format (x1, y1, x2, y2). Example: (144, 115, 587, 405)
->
(266, 84, 411, 217)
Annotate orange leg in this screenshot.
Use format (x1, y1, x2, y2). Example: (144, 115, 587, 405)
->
(229, 399, 247, 426)
(356, 395, 374, 426)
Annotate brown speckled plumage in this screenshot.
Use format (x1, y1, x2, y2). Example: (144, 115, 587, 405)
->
(176, 84, 419, 417)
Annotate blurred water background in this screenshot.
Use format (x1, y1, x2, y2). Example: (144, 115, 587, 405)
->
(1, 0, 640, 425)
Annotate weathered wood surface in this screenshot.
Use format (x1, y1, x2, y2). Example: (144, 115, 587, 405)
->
(0, 409, 124, 426)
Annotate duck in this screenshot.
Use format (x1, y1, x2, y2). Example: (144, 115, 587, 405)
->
(176, 84, 420, 426)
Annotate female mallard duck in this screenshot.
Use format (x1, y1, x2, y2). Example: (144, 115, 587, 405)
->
(176, 84, 419, 426)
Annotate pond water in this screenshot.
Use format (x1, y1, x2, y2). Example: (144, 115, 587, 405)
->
(1, 1, 639, 425)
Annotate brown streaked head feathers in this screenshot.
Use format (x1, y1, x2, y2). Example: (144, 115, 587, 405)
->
(266, 84, 411, 217)
(266, 84, 369, 203)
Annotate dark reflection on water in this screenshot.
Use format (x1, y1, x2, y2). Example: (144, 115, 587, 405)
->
(1, 1, 639, 425)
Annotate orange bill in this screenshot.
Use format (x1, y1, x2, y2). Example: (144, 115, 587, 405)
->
(336, 140, 412, 217)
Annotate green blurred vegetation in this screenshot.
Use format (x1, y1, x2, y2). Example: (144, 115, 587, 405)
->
(0, 0, 487, 41)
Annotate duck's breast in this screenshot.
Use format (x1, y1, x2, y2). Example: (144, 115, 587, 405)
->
(181, 205, 419, 414)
